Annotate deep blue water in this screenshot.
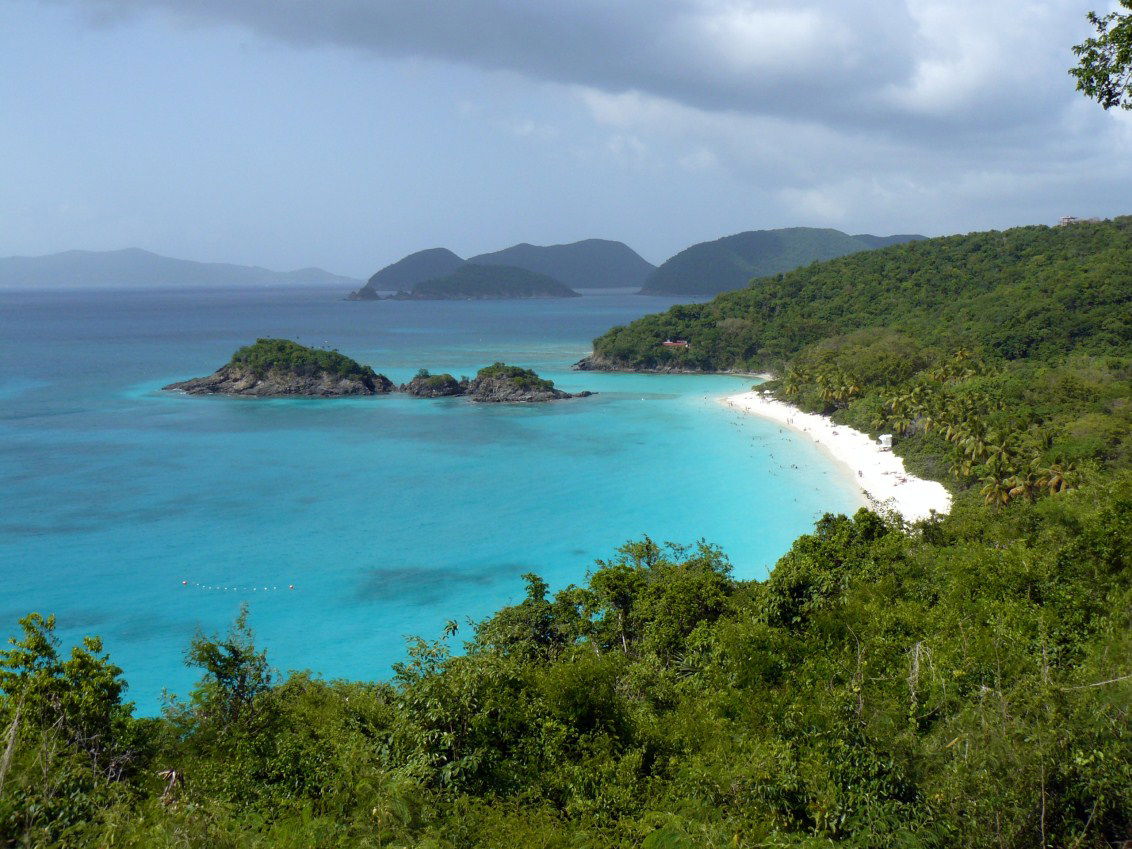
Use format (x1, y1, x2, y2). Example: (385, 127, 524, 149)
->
(0, 287, 862, 713)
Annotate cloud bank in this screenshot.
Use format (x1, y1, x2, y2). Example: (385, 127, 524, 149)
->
(59, 0, 1095, 132)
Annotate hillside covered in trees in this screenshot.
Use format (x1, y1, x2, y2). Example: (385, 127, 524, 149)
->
(592, 218, 1130, 370)
(389, 264, 580, 300)
(638, 228, 924, 296)
(2, 219, 1130, 847)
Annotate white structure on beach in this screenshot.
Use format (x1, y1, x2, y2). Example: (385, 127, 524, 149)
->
(878, 434, 893, 450)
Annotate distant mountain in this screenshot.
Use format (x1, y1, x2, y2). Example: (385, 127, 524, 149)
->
(466, 239, 655, 289)
(354, 239, 654, 300)
(389, 264, 580, 300)
(640, 228, 926, 296)
(0, 248, 360, 290)
(353, 247, 465, 299)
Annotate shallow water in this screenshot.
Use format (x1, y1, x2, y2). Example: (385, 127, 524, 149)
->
(0, 287, 862, 712)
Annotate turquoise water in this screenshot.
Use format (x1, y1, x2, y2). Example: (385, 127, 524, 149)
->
(0, 288, 862, 713)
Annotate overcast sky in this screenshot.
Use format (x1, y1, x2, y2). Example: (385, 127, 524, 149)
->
(2, 0, 1129, 276)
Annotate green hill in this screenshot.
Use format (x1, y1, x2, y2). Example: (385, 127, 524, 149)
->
(353, 247, 464, 299)
(592, 218, 1131, 370)
(640, 227, 924, 296)
(395, 263, 580, 299)
(467, 239, 655, 289)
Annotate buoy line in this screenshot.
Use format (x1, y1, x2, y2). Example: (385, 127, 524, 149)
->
(181, 580, 295, 592)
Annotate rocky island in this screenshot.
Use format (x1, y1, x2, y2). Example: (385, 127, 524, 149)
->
(401, 369, 466, 397)
(466, 362, 591, 402)
(165, 343, 591, 402)
(163, 338, 394, 396)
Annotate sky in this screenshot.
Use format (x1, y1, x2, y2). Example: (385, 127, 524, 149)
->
(2, 0, 1130, 277)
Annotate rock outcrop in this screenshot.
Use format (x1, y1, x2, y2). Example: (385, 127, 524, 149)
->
(163, 339, 394, 397)
(466, 362, 591, 403)
(401, 372, 467, 397)
(165, 365, 394, 397)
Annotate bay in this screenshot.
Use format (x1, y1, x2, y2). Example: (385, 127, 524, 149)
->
(0, 287, 862, 712)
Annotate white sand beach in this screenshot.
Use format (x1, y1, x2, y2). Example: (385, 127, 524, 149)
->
(723, 390, 952, 522)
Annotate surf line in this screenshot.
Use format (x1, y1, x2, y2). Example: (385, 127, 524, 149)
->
(181, 579, 295, 592)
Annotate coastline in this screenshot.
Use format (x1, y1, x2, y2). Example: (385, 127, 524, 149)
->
(722, 389, 952, 522)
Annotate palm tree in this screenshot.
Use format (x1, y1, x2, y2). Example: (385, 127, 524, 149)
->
(980, 472, 1012, 507)
(1037, 461, 1078, 495)
(1006, 463, 1042, 503)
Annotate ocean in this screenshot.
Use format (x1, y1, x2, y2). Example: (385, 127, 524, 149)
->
(0, 286, 862, 713)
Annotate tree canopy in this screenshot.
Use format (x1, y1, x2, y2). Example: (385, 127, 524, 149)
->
(1071, 0, 1132, 110)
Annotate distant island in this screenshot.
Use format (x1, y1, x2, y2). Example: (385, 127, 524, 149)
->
(0, 248, 361, 290)
(165, 341, 590, 401)
(639, 227, 925, 296)
(464, 239, 655, 289)
(401, 364, 589, 401)
(351, 229, 926, 301)
(402, 369, 466, 397)
(465, 362, 590, 402)
(350, 239, 654, 299)
(373, 264, 580, 300)
(163, 339, 394, 397)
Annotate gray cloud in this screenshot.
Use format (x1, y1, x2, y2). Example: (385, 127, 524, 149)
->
(57, 0, 1083, 132)
(13, 0, 1130, 268)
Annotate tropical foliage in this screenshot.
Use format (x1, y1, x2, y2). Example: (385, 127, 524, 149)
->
(229, 338, 378, 381)
(765, 334, 1130, 507)
(474, 362, 556, 392)
(1071, 0, 1132, 110)
(2, 486, 1130, 846)
(3, 222, 1130, 846)
(593, 218, 1131, 371)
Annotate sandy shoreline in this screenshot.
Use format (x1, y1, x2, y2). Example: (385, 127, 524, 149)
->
(722, 390, 952, 522)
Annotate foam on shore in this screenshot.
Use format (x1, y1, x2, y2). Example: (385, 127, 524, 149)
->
(722, 390, 952, 522)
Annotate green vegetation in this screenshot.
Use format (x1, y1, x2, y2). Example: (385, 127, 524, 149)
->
(595, 218, 1132, 505)
(3, 217, 1129, 845)
(2, 486, 1129, 846)
(764, 336, 1130, 504)
(639, 228, 923, 296)
(597, 218, 1131, 371)
(1071, 0, 1132, 110)
(229, 338, 378, 381)
(401, 264, 579, 300)
(413, 369, 463, 391)
(475, 362, 556, 391)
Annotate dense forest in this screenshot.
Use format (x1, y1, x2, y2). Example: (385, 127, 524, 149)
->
(2, 218, 1130, 847)
(593, 218, 1131, 369)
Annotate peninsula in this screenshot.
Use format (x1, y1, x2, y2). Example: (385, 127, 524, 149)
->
(163, 338, 394, 396)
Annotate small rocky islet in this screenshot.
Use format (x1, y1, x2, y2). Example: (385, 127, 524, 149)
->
(163, 340, 591, 403)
